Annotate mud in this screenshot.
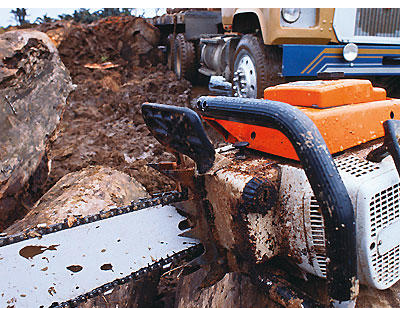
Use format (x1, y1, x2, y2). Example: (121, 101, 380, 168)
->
(19, 244, 58, 260)
(42, 17, 199, 195)
(3, 16, 221, 308)
(38, 17, 224, 306)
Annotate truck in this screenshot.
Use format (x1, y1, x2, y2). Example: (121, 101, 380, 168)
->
(152, 8, 400, 98)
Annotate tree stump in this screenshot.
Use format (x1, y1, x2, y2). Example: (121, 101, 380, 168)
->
(0, 30, 74, 230)
(175, 267, 400, 308)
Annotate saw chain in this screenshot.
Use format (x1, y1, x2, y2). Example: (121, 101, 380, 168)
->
(0, 190, 204, 308)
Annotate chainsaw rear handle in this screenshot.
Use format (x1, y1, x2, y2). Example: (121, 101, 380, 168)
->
(384, 120, 400, 177)
(197, 96, 358, 307)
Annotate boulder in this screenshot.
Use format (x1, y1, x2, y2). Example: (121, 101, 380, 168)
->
(0, 30, 74, 230)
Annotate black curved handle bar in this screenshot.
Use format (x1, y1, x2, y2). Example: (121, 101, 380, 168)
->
(141, 97, 358, 307)
(141, 103, 215, 174)
(197, 96, 357, 306)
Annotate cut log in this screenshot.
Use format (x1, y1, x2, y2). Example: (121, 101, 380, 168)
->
(0, 30, 74, 230)
(176, 267, 400, 307)
(175, 269, 276, 307)
(4, 165, 155, 307)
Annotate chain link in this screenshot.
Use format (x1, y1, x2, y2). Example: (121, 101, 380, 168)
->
(0, 189, 203, 308)
(0, 190, 188, 248)
(50, 243, 204, 308)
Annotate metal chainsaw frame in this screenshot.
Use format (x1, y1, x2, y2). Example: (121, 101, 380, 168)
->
(142, 98, 360, 307)
(196, 96, 358, 307)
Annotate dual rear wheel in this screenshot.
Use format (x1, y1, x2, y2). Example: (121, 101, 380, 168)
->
(232, 34, 282, 99)
(169, 33, 282, 97)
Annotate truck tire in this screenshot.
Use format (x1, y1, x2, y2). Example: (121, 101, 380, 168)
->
(173, 33, 197, 82)
(232, 34, 282, 98)
(371, 76, 400, 98)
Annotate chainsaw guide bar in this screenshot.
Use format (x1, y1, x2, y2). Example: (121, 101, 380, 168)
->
(0, 191, 202, 308)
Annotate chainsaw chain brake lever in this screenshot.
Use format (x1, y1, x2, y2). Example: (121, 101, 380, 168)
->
(141, 103, 215, 174)
(367, 119, 400, 178)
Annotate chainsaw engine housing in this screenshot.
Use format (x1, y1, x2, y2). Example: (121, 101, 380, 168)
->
(141, 79, 400, 306)
(199, 142, 400, 291)
(281, 152, 400, 289)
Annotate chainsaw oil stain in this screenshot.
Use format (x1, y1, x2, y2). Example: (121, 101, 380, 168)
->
(48, 286, 56, 296)
(100, 263, 113, 271)
(19, 245, 59, 260)
(67, 265, 83, 273)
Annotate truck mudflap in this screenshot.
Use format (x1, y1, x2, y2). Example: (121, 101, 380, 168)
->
(282, 44, 400, 77)
(196, 96, 358, 305)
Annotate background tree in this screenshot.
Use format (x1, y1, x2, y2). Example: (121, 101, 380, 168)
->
(10, 8, 29, 25)
(35, 14, 54, 24)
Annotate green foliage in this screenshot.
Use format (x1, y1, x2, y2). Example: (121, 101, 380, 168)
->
(65, 8, 134, 24)
(10, 7, 140, 27)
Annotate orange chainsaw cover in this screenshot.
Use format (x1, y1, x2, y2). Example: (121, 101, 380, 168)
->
(264, 79, 386, 108)
(204, 80, 400, 161)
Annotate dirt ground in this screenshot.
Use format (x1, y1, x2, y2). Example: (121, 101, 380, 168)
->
(40, 18, 211, 196)
(33, 18, 211, 307)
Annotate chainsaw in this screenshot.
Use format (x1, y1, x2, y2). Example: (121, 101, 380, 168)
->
(2, 79, 400, 308)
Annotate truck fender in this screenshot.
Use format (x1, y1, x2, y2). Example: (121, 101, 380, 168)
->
(232, 9, 267, 41)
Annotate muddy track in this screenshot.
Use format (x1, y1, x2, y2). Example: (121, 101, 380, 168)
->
(40, 17, 204, 195)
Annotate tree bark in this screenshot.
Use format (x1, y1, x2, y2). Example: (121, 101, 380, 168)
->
(0, 30, 74, 230)
(175, 269, 277, 308)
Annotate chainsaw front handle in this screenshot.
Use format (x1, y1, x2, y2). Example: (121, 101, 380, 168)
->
(141, 103, 215, 174)
(197, 96, 358, 307)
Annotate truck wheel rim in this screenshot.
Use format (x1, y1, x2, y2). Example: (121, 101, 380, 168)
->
(233, 55, 257, 98)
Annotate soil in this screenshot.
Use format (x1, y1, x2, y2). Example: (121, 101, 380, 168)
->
(0, 16, 225, 308)
(41, 17, 209, 195)
(34, 17, 213, 307)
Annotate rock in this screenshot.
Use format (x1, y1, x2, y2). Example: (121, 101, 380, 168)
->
(0, 30, 74, 230)
(4, 165, 154, 307)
